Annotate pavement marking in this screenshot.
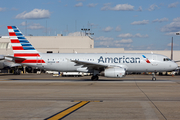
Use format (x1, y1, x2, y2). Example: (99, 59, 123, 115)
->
(45, 101, 90, 120)
(72, 100, 103, 102)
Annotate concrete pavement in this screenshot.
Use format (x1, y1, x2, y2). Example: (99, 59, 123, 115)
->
(0, 74, 180, 120)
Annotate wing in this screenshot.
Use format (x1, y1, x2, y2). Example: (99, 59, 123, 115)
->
(4, 61, 21, 67)
(174, 60, 180, 63)
(71, 60, 127, 71)
(71, 60, 107, 71)
(5, 55, 26, 63)
(2, 55, 22, 67)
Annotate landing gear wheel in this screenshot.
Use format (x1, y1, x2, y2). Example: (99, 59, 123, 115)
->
(96, 75, 99, 81)
(91, 75, 99, 81)
(14, 69, 21, 75)
(152, 72, 156, 81)
(152, 77, 156, 81)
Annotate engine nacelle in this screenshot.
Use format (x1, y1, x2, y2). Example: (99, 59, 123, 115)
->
(104, 67, 126, 78)
(0, 55, 5, 60)
(0, 61, 5, 69)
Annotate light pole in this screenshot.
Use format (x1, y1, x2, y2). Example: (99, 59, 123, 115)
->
(170, 32, 180, 60)
(175, 32, 180, 60)
(171, 37, 173, 60)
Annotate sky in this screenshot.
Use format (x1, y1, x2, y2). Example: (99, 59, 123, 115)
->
(0, 0, 180, 50)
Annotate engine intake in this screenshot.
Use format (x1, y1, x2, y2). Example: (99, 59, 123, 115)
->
(0, 55, 5, 60)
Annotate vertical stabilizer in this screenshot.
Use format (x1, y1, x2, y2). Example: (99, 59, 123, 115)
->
(7, 26, 45, 63)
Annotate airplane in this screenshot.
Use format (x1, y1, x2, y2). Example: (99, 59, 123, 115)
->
(7, 26, 178, 81)
(0, 55, 21, 74)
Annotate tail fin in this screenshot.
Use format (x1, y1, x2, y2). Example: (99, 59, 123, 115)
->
(7, 26, 45, 63)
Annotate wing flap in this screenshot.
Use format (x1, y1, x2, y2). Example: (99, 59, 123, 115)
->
(71, 60, 108, 70)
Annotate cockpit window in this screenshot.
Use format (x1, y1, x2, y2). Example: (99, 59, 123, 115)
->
(163, 58, 171, 61)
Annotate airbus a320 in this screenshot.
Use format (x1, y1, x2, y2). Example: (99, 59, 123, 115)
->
(7, 26, 178, 81)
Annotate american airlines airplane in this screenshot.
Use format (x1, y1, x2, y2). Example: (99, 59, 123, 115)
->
(7, 26, 178, 81)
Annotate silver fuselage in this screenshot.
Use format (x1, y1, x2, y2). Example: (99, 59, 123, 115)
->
(21, 53, 178, 73)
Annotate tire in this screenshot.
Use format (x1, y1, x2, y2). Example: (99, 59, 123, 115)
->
(152, 77, 156, 81)
(91, 75, 99, 81)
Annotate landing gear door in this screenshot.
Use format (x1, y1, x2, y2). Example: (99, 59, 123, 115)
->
(152, 55, 158, 66)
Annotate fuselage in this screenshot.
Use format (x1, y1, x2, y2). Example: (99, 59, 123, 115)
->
(22, 53, 178, 73)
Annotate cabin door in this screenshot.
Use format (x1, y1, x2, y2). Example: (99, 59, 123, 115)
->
(151, 55, 158, 66)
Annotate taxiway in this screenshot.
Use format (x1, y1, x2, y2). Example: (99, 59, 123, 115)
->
(0, 74, 180, 120)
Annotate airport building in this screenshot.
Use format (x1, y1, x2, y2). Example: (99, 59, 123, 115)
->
(0, 35, 180, 66)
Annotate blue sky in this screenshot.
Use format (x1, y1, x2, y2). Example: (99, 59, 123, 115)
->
(0, 0, 180, 50)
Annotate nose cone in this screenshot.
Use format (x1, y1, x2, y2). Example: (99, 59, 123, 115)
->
(172, 62, 178, 70)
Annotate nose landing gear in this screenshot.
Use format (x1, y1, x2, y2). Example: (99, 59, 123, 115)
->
(152, 72, 156, 81)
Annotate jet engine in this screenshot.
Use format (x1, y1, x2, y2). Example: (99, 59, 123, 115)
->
(104, 67, 126, 78)
(0, 55, 5, 60)
(0, 61, 5, 69)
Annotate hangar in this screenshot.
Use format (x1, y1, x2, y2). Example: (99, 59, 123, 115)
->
(0, 35, 180, 67)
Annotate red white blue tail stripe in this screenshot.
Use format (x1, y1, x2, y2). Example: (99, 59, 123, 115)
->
(7, 26, 45, 64)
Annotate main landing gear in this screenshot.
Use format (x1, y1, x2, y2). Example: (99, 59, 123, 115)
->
(91, 75, 99, 81)
(152, 72, 156, 81)
(91, 70, 99, 81)
(14, 68, 21, 75)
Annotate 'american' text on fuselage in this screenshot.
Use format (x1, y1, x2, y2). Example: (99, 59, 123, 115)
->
(98, 56, 141, 63)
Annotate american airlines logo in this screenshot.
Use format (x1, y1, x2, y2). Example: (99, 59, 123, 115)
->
(98, 56, 141, 63)
(142, 55, 151, 63)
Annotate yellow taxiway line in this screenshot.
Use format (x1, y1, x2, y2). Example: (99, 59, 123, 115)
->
(45, 101, 90, 120)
